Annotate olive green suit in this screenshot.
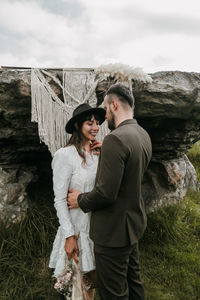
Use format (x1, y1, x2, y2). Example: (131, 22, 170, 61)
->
(78, 119, 152, 299)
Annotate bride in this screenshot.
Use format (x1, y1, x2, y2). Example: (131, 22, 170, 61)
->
(49, 103, 105, 299)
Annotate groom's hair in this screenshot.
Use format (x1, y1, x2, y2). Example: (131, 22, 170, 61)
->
(105, 83, 134, 108)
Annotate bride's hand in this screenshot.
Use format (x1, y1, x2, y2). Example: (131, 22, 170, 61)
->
(67, 189, 81, 209)
(64, 236, 79, 260)
(90, 139, 102, 155)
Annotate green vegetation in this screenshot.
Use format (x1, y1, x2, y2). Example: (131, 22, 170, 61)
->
(140, 190, 200, 300)
(0, 141, 200, 299)
(187, 140, 200, 181)
(0, 206, 60, 300)
(139, 140, 200, 300)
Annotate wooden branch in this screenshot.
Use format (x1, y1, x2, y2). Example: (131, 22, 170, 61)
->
(1, 66, 95, 71)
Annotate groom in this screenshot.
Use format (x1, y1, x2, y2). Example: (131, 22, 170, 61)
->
(67, 83, 152, 299)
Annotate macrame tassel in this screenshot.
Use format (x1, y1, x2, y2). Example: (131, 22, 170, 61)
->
(63, 70, 97, 106)
(31, 64, 151, 156)
(31, 69, 71, 155)
(31, 70, 39, 123)
(63, 69, 110, 141)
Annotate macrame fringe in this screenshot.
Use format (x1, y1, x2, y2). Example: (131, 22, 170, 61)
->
(31, 68, 110, 156)
(62, 69, 109, 143)
(31, 69, 71, 155)
(31, 64, 152, 156)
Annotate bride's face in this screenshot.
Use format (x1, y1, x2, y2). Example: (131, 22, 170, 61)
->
(81, 115, 100, 141)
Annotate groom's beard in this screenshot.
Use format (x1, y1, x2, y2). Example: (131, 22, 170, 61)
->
(107, 111, 115, 131)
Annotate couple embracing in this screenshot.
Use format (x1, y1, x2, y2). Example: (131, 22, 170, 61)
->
(49, 83, 152, 300)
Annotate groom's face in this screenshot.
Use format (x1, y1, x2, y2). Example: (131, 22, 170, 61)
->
(104, 96, 115, 130)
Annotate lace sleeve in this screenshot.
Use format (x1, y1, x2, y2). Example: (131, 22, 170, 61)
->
(52, 148, 75, 238)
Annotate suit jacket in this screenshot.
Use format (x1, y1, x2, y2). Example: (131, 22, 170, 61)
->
(78, 119, 152, 247)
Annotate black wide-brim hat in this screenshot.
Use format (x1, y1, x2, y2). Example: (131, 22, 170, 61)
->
(65, 103, 106, 134)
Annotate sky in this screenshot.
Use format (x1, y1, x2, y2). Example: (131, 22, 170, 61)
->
(0, 0, 200, 73)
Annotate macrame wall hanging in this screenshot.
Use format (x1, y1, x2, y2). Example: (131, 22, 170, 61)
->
(31, 64, 152, 156)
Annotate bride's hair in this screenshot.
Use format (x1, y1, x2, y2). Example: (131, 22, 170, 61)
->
(66, 112, 100, 164)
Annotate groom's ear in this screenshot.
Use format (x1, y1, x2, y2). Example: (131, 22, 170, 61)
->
(111, 99, 118, 111)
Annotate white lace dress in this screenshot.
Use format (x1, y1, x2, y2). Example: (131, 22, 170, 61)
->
(49, 145, 98, 278)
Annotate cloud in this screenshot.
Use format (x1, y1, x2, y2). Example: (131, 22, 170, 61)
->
(79, 0, 200, 39)
(0, 0, 90, 67)
(137, 10, 200, 36)
(152, 55, 174, 68)
(0, 0, 199, 71)
(0, 1, 77, 39)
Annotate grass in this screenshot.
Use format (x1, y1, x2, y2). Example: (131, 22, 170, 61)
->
(0, 141, 200, 299)
(139, 140, 200, 300)
(0, 206, 60, 300)
(187, 140, 200, 181)
(140, 190, 200, 300)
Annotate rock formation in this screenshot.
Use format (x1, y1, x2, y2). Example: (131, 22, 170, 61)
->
(0, 69, 200, 223)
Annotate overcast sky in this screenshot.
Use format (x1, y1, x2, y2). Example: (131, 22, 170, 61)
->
(0, 0, 200, 73)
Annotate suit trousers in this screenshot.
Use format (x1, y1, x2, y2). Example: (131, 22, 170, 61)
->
(94, 243, 145, 300)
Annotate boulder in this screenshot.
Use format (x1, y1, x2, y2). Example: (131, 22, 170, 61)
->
(0, 68, 200, 223)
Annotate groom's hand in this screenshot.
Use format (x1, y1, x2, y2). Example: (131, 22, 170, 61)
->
(67, 189, 81, 209)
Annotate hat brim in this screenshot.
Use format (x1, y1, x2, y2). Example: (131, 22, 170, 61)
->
(65, 107, 106, 134)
